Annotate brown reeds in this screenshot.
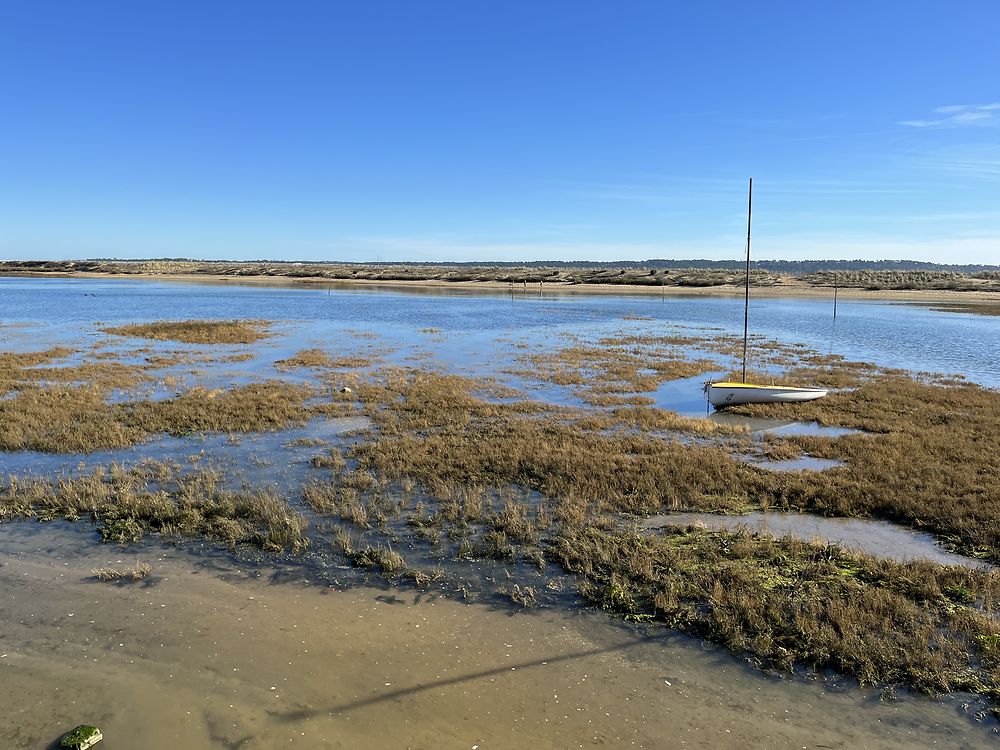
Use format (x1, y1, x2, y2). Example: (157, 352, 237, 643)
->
(92, 561, 152, 581)
(276, 348, 374, 371)
(0, 464, 309, 552)
(726, 375, 1000, 559)
(101, 319, 270, 344)
(0, 380, 315, 453)
(553, 523, 1000, 695)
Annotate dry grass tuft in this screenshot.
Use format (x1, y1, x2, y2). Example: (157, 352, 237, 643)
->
(101, 319, 270, 344)
(276, 348, 374, 371)
(554, 523, 1000, 695)
(513, 342, 716, 396)
(0, 346, 150, 395)
(93, 561, 152, 581)
(1, 464, 309, 552)
(350, 544, 406, 575)
(0, 380, 315, 453)
(310, 448, 348, 471)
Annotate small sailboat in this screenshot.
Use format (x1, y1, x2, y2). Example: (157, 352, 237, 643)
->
(706, 179, 827, 409)
(706, 381, 828, 407)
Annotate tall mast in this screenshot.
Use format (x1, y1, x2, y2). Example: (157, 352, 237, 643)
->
(741, 177, 752, 383)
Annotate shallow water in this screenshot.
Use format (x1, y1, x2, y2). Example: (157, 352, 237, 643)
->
(711, 412, 859, 437)
(1, 522, 994, 749)
(748, 455, 845, 472)
(2, 276, 999, 387)
(643, 512, 989, 569)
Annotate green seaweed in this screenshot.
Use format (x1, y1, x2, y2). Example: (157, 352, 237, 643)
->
(59, 724, 102, 749)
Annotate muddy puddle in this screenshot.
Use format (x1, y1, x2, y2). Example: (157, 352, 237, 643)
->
(1, 522, 994, 749)
(747, 455, 845, 472)
(643, 512, 989, 569)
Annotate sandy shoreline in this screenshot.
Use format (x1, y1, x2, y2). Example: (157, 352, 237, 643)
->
(5, 521, 990, 749)
(5, 269, 1000, 303)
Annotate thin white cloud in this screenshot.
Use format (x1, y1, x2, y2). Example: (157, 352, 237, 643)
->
(914, 144, 1000, 179)
(935, 103, 1000, 114)
(567, 177, 920, 203)
(900, 103, 1000, 128)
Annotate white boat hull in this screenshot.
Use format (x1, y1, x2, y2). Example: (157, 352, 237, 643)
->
(706, 382, 828, 407)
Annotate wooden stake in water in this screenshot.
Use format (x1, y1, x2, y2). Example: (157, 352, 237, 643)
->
(741, 178, 753, 384)
(833, 284, 838, 319)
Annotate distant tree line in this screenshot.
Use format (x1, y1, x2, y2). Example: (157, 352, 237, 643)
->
(80, 257, 1000, 273)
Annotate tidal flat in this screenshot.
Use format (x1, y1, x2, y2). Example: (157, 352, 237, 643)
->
(2, 276, 1000, 747)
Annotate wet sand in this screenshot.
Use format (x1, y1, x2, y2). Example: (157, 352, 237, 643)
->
(1, 522, 994, 749)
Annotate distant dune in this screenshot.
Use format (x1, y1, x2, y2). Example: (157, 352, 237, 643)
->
(3, 258, 1000, 295)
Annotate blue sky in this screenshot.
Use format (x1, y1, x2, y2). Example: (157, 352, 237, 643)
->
(1, 2, 998, 263)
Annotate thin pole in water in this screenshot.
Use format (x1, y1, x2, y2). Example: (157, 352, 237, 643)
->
(833, 284, 838, 319)
(742, 177, 753, 384)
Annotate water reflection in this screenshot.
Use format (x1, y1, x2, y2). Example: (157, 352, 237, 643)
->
(748, 456, 845, 472)
(655, 372, 858, 438)
(644, 512, 989, 569)
(710, 412, 859, 438)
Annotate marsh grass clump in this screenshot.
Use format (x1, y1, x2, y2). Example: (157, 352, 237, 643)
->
(132, 381, 315, 435)
(0, 346, 152, 398)
(574, 406, 749, 436)
(349, 366, 1000, 561)
(0, 346, 76, 375)
(276, 348, 334, 370)
(92, 561, 151, 581)
(276, 348, 375, 371)
(317, 364, 1000, 702)
(475, 530, 517, 562)
(0, 465, 309, 553)
(101, 319, 270, 344)
(500, 583, 538, 608)
(552, 524, 1000, 695)
(0, 379, 315, 453)
(749, 433, 806, 461)
(302, 481, 373, 527)
(514, 342, 716, 397)
(581, 393, 657, 407)
(310, 448, 347, 471)
(487, 500, 541, 544)
(727, 375, 1000, 558)
(406, 568, 431, 586)
(350, 543, 406, 575)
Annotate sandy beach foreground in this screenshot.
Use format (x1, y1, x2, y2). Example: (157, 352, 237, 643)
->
(2, 522, 991, 750)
